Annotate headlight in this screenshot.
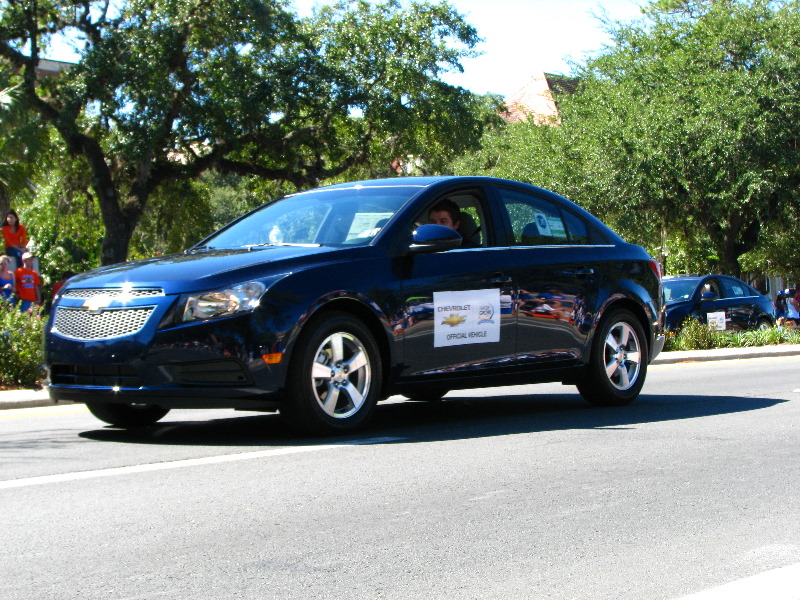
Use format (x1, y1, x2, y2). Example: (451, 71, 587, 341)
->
(180, 282, 266, 322)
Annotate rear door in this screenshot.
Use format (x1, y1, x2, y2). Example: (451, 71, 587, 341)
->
(488, 185, 608, 366)
(715, 277, 761, 330)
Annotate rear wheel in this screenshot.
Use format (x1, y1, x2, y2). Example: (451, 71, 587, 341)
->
(86, 402, 170, 428)
(577, 309, 647, 407)
(282, 312, 382, 434)
(756, 319, 771, 330)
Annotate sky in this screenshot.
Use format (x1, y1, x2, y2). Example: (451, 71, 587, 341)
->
(45, 0, 649, 100)
(293, 0, 648, 98)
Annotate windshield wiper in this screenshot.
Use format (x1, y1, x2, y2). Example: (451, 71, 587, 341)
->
(245, 242, 321, 249)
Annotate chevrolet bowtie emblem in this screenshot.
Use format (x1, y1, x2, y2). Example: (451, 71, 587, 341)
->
(83, 295, 113, 314)
(441, 314, 466, 327)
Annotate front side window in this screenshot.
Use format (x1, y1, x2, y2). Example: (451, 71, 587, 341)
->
(413, 190, 487, 248)
(702, 279, 722, 298)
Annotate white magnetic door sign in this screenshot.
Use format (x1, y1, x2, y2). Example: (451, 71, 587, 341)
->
(707, 311, 727, 330)
(433, 289, 501, 347)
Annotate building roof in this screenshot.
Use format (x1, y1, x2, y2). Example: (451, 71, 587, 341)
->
(35, 59, 73, 78)
(500, 72, 580, 125)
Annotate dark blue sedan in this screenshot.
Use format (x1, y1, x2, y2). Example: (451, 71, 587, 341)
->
(663, 275, 775, 332)
(46, 177, 665, 434)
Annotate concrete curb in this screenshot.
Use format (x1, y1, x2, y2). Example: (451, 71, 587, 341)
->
(3, 344, 800, 411)
(651, 344, 800, 365)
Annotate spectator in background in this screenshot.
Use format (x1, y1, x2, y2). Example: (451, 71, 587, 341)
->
(15, 252, 41, 312)
(2, 210, 28, 268)
(0, 255, 15, 303)
(784, 289, 800, 328)
(775, 290, 787, 326)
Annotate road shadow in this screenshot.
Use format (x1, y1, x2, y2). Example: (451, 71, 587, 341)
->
(79, 392, 786, 447)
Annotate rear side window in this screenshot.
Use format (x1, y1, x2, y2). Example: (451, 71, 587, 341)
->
(495, 188, 591, 246)
(720, 278, 749, 298)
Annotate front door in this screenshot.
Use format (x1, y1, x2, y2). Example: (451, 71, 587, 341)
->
(398, 187, 517, 378)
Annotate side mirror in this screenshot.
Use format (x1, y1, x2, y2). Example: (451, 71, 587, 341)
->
(408, 224, 463, 254)
(701, 291, 718, 302)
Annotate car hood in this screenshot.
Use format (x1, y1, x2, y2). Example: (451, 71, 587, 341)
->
(63, 246, 349, 295)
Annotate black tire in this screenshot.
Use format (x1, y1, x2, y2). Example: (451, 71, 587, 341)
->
(281, 312, 382, 434)
(577, 308, 647, 407)
(86, 402, 170, 428)
(405, 390, 448, 402)
(756, 319, 771, 330)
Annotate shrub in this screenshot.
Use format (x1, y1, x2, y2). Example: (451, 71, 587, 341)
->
(667, 318, 719, 351)
(0, 303, 46, 388)
(665, 320, 800, 351)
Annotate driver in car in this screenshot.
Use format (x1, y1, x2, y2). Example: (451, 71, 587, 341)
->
(427, 200, 478, 248)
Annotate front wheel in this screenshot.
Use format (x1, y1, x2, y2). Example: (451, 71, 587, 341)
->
(756, 319, 771, 331)
(577, 309, 647, 407)
(281, 312, 382, 434)
(86, 402, 170, 428)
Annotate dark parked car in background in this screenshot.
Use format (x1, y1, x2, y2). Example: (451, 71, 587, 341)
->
(662, 274, 775, 332)
(45, 176, 664, 434)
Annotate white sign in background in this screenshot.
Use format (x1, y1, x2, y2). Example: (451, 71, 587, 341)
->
(433, 289, 501, 347)
(707, 311, 727, 330)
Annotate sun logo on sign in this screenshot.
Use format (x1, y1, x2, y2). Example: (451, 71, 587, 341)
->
(478, 304, 494, 324)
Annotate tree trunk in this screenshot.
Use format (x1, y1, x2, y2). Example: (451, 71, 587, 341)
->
(90, 175, 142, 266)
(100, 214, 136, 266)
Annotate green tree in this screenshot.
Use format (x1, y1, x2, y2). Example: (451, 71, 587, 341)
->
(572, 0, 800, 276)
(0, 82, 49, 215)
(0, 0, 497, 265)
(455, 0, 800, 277)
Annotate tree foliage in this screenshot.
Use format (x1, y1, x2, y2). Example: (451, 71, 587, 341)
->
(454, 0, 800, 278)
(0, 0, 499, 265)
(0, 81, 50, 214)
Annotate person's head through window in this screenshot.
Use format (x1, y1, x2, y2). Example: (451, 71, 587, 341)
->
(428, 199, 461, 230)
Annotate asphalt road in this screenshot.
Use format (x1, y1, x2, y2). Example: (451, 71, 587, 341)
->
(2, 355, 799, 600)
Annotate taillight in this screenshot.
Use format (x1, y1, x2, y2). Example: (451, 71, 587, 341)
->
(648, 258, 662, 281)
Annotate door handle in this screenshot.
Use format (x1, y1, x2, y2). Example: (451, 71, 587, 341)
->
(560, 267, 595, 277)
(489, 274, 512, 284)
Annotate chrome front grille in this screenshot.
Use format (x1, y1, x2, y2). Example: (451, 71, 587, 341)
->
(52, 307, 156, 341)
(61, 288, 164, 299)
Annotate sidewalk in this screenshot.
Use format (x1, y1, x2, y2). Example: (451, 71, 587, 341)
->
(3, 344, 800, 410)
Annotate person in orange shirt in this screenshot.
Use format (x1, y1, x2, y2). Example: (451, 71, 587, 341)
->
(2, 210, 28, 268)
(15, 252, 41, 312)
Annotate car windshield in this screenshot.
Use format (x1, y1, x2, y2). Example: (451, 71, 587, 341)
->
(663, 278, 700, 303)
(201, 184, 421, 249)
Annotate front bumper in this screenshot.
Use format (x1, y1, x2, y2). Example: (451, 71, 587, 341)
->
(47, 381, 282, 410)
(46, 300, 289, 410)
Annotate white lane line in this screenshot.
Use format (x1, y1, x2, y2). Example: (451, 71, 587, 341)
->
(0, 404, 88, 419)
(674, 563, 800, 600)
(0, 437, 404, 490)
